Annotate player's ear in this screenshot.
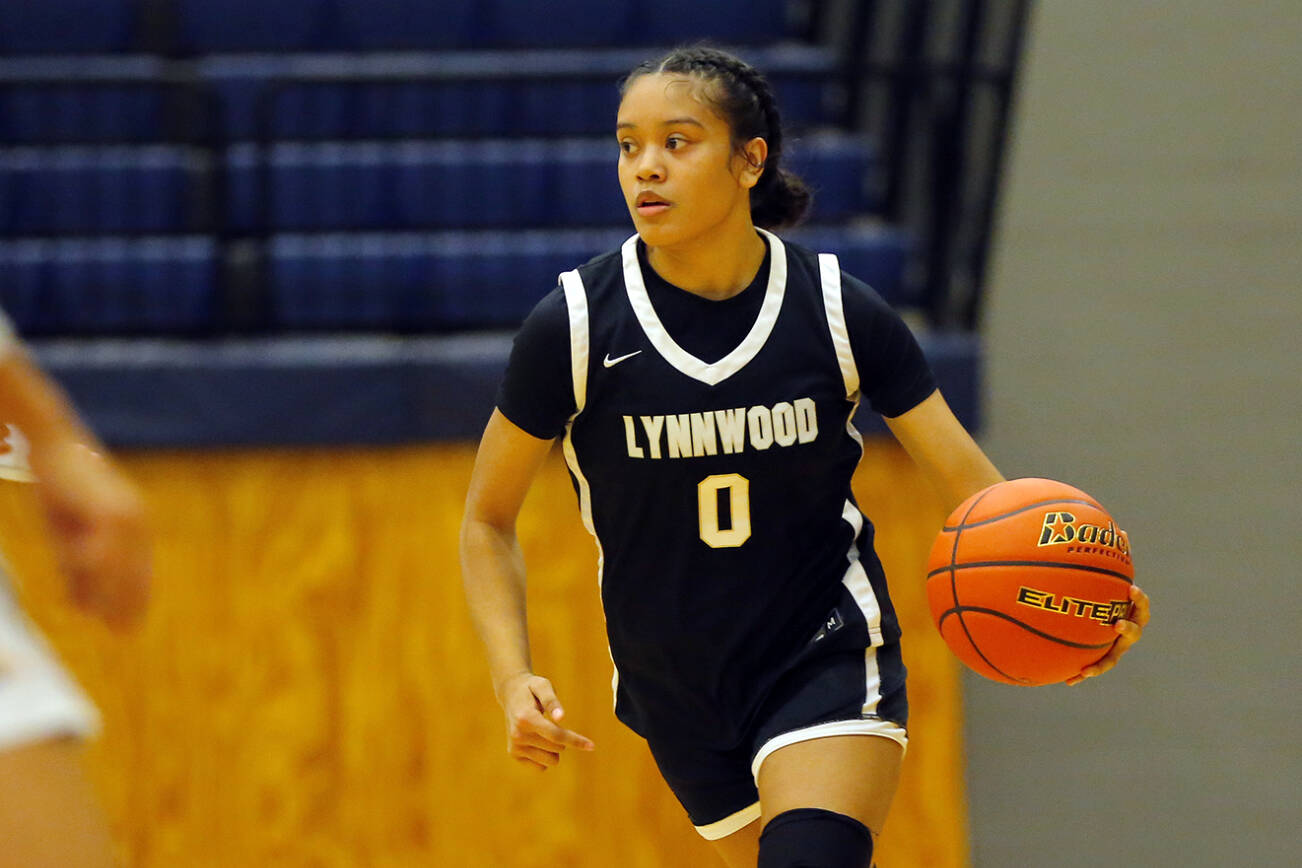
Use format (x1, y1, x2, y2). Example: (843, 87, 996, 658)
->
(736, 137, 768, 189)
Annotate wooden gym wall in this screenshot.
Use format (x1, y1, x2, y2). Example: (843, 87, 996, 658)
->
(0, 439, 967, 867)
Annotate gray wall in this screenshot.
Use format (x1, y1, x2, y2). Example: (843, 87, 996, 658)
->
(968, 2, 1301, 866)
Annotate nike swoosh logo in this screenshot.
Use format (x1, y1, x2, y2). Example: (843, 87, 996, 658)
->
(603, 350, 642, 368)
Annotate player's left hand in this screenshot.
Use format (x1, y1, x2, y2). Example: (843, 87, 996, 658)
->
(1066, 584, 1149, 686)
(32, 441, 151, 631)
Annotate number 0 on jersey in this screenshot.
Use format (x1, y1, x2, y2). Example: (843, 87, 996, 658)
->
(697, 474, 751, 548)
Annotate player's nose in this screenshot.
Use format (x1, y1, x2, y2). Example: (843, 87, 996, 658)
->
(634, 148, 665, 182)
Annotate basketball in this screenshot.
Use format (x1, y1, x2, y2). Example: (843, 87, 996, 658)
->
(925, 478, 1134, 686)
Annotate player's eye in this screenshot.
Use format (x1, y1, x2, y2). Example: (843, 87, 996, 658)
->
(618, 140, 637, 154)
(665, 135, 686, 150)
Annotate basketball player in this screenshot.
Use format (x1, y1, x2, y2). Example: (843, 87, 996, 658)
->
(461, 47, 1149, 868)
(0, 307, 151, 867)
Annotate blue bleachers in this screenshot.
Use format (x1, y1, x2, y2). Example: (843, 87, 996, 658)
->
(173, 0, 792, 53)
(197, 44, 836, 140)
(636, 0, 792, 47)
(0, 237, 217, 334)
(0, 0, 1005, 450)
(222, 133, 876, 233)
(2, 0, 910, 341)
(0, 146, 206, 235)
(176, 0, 337, 54)
(479, 0, 631, 49)
(337, 1, 480, 51)
(0, 57, 173, 144)
(0, 46, 834, 145)
(269, 224, 911, 331)
(0, 0, 136, 55)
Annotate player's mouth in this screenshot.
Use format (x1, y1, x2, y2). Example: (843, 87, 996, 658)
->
(635, 191, 672, 216)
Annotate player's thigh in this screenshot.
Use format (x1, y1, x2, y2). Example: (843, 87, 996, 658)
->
(757, 733, 904, 835)
(709, 815, 761, 868)
(0, 737, 117, 868)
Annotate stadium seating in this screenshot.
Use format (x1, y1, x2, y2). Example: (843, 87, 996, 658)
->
(0, 236, 217, 334)
(0, 145, 209, 235)
(0, 0, 137, 54)
(196, 44, 836, 140)
(221, 132, 876, 233)
(268, 224, 911, 332)
(175, 0, 338, 54)
(172, 0, 793, 53)
(1, 0, 910, 339)
(336, 0, 480, 52)
(0, 57, 173, 143)
(634, 0, 793, 47)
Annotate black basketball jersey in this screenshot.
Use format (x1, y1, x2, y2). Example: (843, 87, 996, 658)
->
(498, 228, 936, 748)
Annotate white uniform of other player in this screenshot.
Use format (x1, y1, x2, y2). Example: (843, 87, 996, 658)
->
(0, 310, 99, 750)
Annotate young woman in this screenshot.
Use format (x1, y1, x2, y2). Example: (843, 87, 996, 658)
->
(461, 47, 1149, 868)
(0, 307, 151, 867)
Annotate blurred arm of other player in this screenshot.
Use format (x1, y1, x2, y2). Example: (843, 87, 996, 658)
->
(885, 388, 1149, 683)
(0, 320, 151, 631)
(460, 409, 595, 771)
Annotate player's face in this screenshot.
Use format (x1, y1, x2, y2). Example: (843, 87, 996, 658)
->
(616, 74, 761, 248)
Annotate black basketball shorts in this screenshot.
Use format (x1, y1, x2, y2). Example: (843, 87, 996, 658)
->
(644, 598, 909, 841)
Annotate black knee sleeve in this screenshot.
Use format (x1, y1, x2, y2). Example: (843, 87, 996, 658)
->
(757, 807, 874, 868)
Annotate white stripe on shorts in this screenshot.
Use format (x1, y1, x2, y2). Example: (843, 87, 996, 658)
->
(694, 800, 762, 841)
(750, 715, 909, 783)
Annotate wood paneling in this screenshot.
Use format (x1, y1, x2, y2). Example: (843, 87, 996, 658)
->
(0, 439, 966, 867)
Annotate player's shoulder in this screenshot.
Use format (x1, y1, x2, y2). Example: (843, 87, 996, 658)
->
(514, 283, 570, 348)
(579, 245, 624, 272)
(771, 233, 822, 279)
(526, 243, 627, 331)
(573, 245, 625, 280)
(770, 233, 883, 314)
(776, 233, 903, 334)
(565, 243, 629, 302)
(778, 235, 874, 292)
(838, 268, 891, 309)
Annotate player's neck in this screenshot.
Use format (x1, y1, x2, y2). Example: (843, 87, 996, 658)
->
(645, 219, 767, 301)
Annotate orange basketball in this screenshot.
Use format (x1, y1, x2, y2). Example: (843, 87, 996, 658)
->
(925, 478, 1134, 686)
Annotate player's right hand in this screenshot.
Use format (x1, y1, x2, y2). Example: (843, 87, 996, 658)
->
(497, 671, 595, 771)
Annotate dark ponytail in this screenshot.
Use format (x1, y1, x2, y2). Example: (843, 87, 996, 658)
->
(620, 46, 813, 230)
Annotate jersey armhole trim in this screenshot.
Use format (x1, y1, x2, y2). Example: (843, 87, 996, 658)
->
(819, 253, 860, 399)
(558, 270, 590, 415)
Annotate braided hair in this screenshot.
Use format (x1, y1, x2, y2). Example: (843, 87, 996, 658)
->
(619, 46, 813, 230)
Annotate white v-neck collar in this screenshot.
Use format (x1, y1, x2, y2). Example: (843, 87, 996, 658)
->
(622, 227, 787, 386)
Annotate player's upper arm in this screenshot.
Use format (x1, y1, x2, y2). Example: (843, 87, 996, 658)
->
(464, 409, 556, 533)
(467, 286, 578, 533)
(884, 390, 1004, 512)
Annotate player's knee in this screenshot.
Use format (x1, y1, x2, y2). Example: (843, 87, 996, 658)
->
(757, 807, 874, 868)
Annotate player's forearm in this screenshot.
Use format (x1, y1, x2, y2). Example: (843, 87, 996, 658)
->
(0, 348, 101, 460)
(460, 518, 535, 701)
(885, 390, 1005, 513)
(928, 443, 1005, 513)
